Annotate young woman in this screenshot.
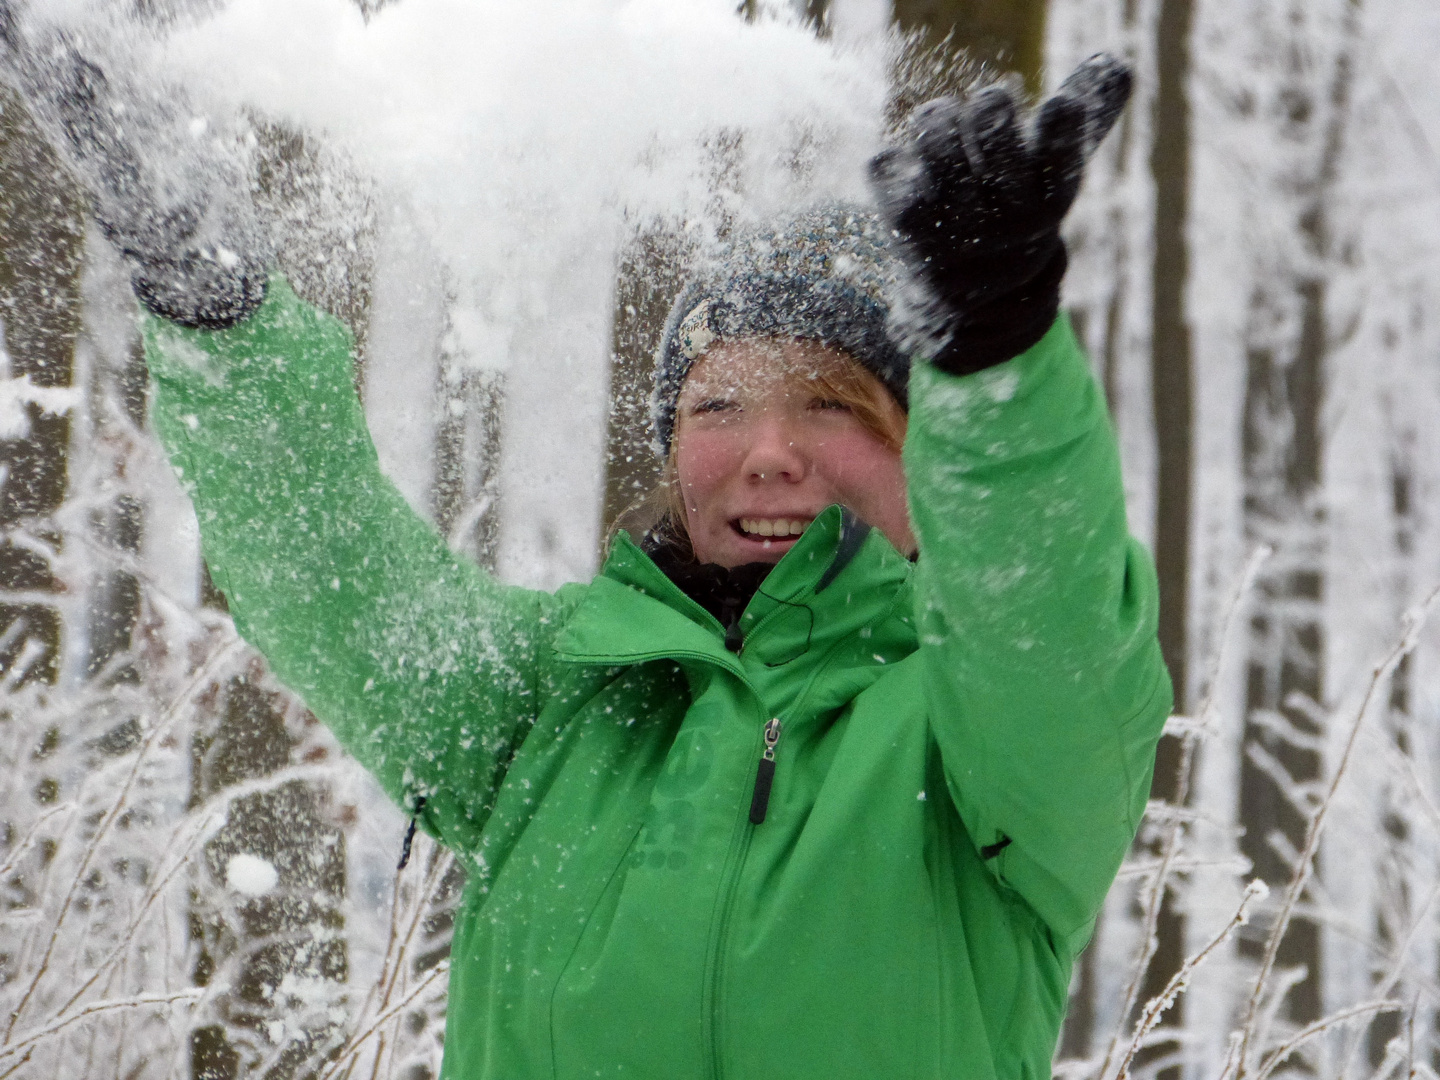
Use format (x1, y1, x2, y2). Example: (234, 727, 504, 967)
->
(13, 22, 1170, 1077)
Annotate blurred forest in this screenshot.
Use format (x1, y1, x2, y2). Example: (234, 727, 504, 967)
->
(4, 0, 1440, 1078)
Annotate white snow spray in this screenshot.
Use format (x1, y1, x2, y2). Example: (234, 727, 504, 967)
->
(87, 0, 894, 586)
(151, 0, 889, 361)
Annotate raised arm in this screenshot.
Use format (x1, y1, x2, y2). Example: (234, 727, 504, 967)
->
(905, 318, 1169, 953)
(871, 55, 1170, 952)
(146, 279, 570, 857)
(0, 14, 565, 854)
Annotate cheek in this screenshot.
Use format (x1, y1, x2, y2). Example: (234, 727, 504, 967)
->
(813, 434, 908, 517)
(675, 431, 743, 507)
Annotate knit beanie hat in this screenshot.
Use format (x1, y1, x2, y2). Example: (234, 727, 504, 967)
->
(650, 205, 909, 457)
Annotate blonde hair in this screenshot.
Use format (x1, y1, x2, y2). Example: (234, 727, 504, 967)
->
(622, 349, 907, 556)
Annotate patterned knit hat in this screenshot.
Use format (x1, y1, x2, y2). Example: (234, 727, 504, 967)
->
(650, 205, 909, 457)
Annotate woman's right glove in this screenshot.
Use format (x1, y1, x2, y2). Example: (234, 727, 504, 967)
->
(868, 54, 1132, 375)
(0, 2, 268, 330)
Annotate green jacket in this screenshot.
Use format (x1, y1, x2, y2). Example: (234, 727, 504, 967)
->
(145, 278, 1170, 1080)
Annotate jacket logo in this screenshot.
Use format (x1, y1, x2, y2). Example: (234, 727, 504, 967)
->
(631, 729, 714, 872)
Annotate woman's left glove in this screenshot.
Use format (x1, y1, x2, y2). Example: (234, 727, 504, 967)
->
(869, 54, 1132, 375)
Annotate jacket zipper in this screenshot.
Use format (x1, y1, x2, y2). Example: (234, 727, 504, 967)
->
(706, 714, 783, 1080)
(747, 719, 782, 824)
(579, 632, 794, 1077)
(702, 610, 848, 1080)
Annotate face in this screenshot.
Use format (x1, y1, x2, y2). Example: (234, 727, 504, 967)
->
(673, 337, 913, 568)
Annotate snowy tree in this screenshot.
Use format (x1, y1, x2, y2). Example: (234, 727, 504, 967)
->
(4, 1, 1440, 1078)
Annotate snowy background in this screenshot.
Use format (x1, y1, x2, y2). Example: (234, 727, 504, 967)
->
(2, 0, 1440, 1077)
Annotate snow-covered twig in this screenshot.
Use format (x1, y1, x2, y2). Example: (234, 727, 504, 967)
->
(1116, 879, 1270, 1080)
(1235, 585, 1440, 1076)
(1, 633, 244, 1044)
(0, 1049, 32, 1080)
(1099, 546, 1270, 1080)
(315, 961, 450, 1080)
(1335, 884, 1440, 1077)
(1114, 856, 1253, 881)
(1253, 1000, 1403, 1080)
(278, 830, 456, 1080)
(0, 990, 203, 1061)
(0, 802, 74, 884)
(48, 804, 228, 1021)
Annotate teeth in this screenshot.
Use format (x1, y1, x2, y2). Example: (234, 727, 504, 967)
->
(739, 518, 811, 538)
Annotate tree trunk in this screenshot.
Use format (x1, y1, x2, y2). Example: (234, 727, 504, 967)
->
(188, 677, 349, 1080)
(0, 88, 84, 691)
(1135, 2, 1195, 1074)
(600, 230, 692, 541)
(1238, 0, 1361, 1034)
(892, 0, 1048, 94)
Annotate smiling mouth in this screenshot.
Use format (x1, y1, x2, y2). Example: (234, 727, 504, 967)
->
(734, 517, 813, 540)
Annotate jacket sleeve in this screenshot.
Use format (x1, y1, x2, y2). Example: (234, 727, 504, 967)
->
(144, 277, 569, 856)
(904, 314, 1172, 956)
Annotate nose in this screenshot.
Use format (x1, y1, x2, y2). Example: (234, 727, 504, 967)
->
(741, 413, 808, 484)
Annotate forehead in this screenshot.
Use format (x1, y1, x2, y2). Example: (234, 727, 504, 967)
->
(679, 337, 855, 396)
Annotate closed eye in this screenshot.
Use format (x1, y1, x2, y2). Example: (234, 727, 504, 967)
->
(691, 398, 738, 415)
(809, 397, 850, 412)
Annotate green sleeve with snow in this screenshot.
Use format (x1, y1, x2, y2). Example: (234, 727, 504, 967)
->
(904, 314, 1172, 954)
(144, 278, 567, 857)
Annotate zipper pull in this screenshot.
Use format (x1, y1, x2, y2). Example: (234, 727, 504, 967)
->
(724, 612, 744, 654)
(397, 794, 428, 871)
(748, 719, 783, 825)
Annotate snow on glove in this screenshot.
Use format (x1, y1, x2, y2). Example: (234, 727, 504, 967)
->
(869, 53, 1131, 375)
(0, 3, 268, 330)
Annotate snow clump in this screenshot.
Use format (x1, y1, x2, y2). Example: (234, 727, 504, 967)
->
(226, 853, 280, 896)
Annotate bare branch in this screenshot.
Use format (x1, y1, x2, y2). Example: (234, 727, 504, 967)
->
(1236, 585, 1440, 1075)
(1116, 879, 1269, 1080)
(1254, 1000, 1402, 1080)
(315, 961, 450, 1080)
(1098, 546, 1270, 1080)
(0, 990, 204, 1061)
(2, 635, 245, 1042)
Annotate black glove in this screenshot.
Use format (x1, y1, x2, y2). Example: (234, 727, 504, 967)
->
(869, 54, 1132, 375)
(0, 4, 268, 330)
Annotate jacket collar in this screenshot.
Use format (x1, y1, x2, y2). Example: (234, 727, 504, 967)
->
(552, 505, 913, 672)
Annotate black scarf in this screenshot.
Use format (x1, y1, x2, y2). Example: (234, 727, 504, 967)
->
(644, 534, 774, 654)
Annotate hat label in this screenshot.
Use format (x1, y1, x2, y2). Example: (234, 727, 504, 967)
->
(678, 299, 716, 360)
